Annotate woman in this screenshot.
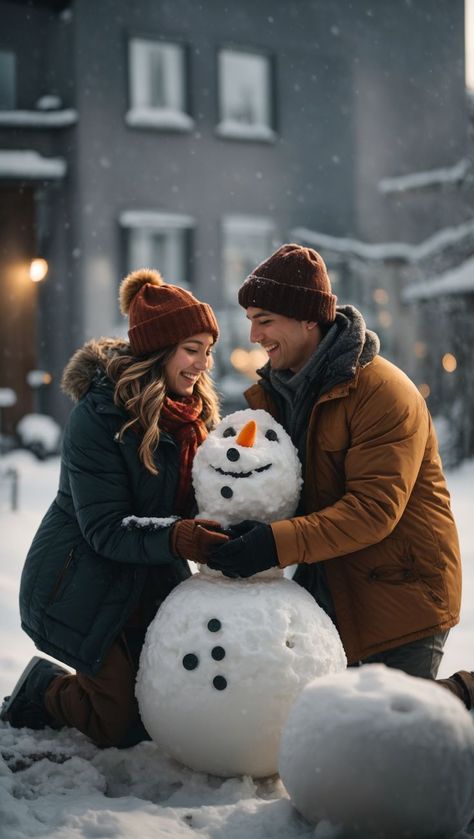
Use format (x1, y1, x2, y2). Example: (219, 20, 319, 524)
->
(1, 268, 227, 748)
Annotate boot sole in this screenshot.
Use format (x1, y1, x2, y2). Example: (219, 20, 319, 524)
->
(0, 656, 45, 721)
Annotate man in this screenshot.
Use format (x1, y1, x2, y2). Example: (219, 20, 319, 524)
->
(209, 243, 464, 686)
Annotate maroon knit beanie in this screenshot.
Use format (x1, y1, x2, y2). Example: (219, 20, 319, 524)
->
(119, 268, 219, 356)
(238, 243, 337, 324)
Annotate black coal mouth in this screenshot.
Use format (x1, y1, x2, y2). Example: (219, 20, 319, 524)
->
(211, 463, 272, 479)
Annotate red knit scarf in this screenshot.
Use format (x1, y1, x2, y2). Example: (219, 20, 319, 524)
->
(160, 395, 208, 516)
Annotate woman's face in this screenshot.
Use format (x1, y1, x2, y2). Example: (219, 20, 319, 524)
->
(164, 332, 214, 397)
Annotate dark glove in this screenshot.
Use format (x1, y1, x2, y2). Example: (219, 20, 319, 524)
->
(208, 520, 279, 578)
(171, 519, 229, 564)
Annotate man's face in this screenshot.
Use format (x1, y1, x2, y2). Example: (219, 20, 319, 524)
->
(246, 307, 319, 373)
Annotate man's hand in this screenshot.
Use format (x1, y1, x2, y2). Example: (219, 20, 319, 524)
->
(171, 519, 229, 564)
(208, 520, 279, 578)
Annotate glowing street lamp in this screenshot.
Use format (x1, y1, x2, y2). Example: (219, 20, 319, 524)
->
(29, 258, 48, 282)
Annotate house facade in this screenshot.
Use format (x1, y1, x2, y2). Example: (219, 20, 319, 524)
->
(0, 0, 470, 456)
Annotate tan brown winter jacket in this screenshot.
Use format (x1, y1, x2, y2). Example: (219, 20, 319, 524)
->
(245, 354, 462, 664)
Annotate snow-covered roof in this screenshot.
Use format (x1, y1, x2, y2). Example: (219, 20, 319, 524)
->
(0, 150, 67, 179)
(378, 158, 471, 194)
(292, 218, 474, 264)
(0, 110, 78, 127)
(402, 255, 474, 301)
(119, 210, 195, 229)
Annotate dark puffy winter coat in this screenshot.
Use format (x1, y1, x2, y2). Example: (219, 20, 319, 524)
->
(20, 340, 190, 675)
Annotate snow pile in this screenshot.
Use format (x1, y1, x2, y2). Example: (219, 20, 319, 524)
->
(16, 414, 62, 458)
(279, 664, 474, 838)
(136, 576, 346, 778)
(0, 723, 309, 839)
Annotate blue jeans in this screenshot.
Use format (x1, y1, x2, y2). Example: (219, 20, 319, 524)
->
(357, 631, 449, 679)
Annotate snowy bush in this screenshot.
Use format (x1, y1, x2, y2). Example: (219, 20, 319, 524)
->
(16, 414, 62, 460)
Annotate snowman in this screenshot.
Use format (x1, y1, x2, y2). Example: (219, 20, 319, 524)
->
(136, 409, 346, 778)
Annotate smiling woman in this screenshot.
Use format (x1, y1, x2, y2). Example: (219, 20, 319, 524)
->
(164, 333, 214, 398)
(1, 267, 227, 750)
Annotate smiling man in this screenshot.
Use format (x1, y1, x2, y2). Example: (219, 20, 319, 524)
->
(209, 243, 463, 683)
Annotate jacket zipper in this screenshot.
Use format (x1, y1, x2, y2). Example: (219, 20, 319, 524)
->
(48, 548, 74, 604)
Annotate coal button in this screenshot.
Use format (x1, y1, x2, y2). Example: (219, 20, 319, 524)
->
(213, 675, 227, 691)
(221, 486, 233, 499)
(182, 653, 199, 670)
(207, 618, 221, 632)
(211, 645, 226, 661)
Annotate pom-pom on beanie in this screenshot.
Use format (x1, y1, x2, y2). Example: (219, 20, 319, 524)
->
(238, 243, 337, 324)
(119, 268, 219, 356)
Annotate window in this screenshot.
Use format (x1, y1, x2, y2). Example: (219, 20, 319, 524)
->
(217, 49, 275, 141)
(126, 38, 193, 131)
(466, 0, 474, 92)
(218, 215, 276, 376)
(0, 50, 16, 110)
(120, 211, 195, 305)
(222, 215, 275, 305)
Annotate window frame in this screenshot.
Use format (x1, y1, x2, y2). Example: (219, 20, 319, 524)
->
(119, 210, 196, 321)
(125, 34, 194, 132)
(215, 45, 277, 142)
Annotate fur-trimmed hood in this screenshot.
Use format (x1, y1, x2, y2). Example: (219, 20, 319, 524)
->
(61, 338, 131, 402)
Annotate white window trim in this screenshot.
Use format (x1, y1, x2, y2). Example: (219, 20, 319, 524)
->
(127, 37, 193, 132)
(222, 215, 276, 235)
(217, 47, 275, 142)
(120, 210, 195, 231)
(215, 120, 275, 142)
(125, 107, 194, 131)
(0, 110, 78, 127)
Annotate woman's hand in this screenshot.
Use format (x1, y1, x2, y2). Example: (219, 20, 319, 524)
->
(171, 519, 229, 564)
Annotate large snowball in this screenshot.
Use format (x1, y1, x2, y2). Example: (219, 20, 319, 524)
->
(279, 664, 474, 837)
(136, 574, 346, 778)
(192, 409, 302, 528)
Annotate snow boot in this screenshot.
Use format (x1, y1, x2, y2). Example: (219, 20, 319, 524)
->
(0, 656, 68, 730)
(436, 670, 474, 710)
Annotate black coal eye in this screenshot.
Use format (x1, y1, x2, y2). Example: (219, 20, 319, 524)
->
(265, 429, 279, 442)
(223, 427, 236, 438)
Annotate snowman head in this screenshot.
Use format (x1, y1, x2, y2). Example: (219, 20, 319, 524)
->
(192, 409, 302, 528)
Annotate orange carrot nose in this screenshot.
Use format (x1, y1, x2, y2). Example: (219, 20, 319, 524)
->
(235, 420, 257, 447)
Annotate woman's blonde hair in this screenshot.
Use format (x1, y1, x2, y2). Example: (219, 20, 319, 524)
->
(106, 345, 220, 475)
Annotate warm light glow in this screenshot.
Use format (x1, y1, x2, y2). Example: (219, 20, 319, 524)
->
(442, 353, 457, 373)
(230, 347, 268, 379)
(230, 348, 250, 372)
(26, 369, 53, 387)
(378, 310, 393, 329)
(418, 383, 431, 399)
(466, 0, 474, 91)
(414, 341, 428, 359)
(373, 288, 389, 305)
(249, 348, 268, 368)
(29, 258, 48, 282)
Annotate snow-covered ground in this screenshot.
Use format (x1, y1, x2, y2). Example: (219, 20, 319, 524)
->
(1, 450, 473, 838)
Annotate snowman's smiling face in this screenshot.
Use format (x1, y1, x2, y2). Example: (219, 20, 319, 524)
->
(192, 409, 303, 527)
(210, 421, 274, 479)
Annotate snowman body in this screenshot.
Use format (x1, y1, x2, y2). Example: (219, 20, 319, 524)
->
(136, 409, 347, 777)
